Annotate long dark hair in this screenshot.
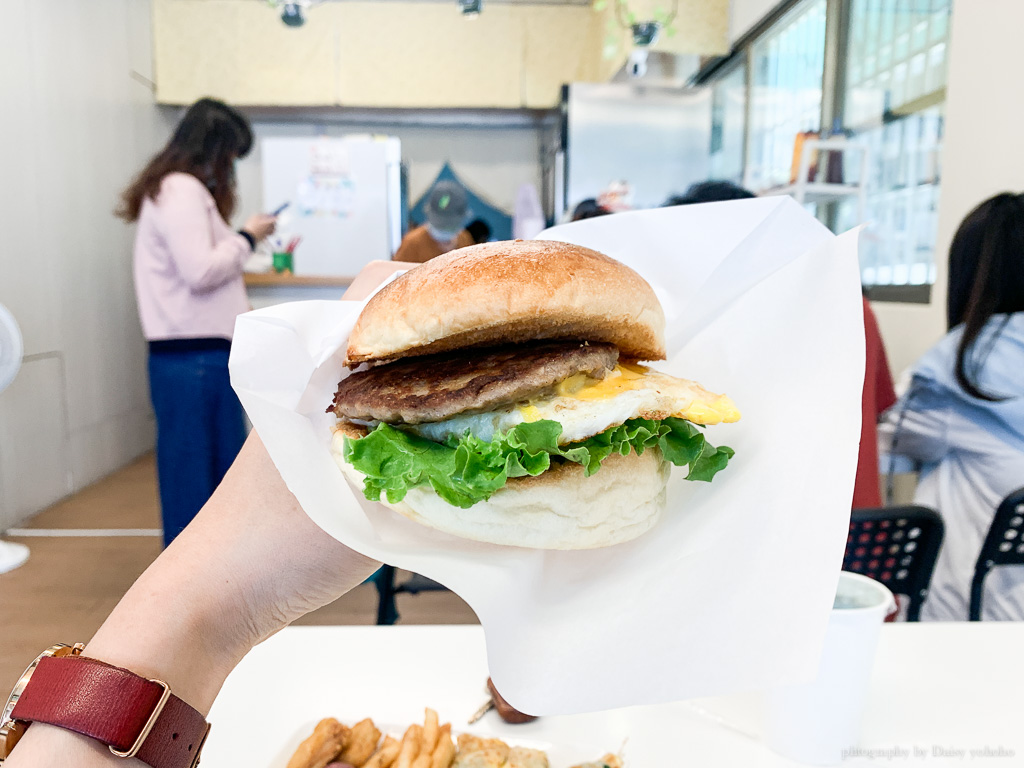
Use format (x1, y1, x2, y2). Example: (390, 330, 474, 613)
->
(946, 192, 1024, 400)
(117, 98, 252, 222)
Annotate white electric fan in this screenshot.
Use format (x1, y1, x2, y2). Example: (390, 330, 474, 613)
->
(0, 302, 30, 573)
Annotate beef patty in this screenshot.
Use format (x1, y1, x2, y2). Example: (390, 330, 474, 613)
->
(329, 340, 618, 425)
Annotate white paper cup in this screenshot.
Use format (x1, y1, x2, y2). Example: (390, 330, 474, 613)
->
(763, 572, 896, 765)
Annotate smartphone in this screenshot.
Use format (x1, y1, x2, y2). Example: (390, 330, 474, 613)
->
(270, 202, 290, 216)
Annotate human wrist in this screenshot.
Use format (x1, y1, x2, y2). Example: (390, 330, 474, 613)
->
(82, 555, 245, 715)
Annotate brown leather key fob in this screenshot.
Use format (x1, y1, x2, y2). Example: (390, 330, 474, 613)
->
(487, 677, 537, 724)
(467, 677, 538, 725)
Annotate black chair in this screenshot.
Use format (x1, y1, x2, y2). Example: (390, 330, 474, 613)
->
(844, 505, 944, 621)
(372, 565, 448, 625)
(969, 487, 1024, 621)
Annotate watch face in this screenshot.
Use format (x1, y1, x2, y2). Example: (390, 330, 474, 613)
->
(0, 644, 83, 760)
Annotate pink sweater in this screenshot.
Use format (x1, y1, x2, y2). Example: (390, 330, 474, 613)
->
(133, 173, 250, 341)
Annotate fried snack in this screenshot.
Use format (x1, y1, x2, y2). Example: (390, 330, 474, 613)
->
(363, 736, 401, 768)
(394, 724, 423, 768)
(339, 718, 383, 767)
(430, 724, 455, 768)
(509, 746, 549, 768)
(452, 734, 510, 768)
(287, 718, 350, 768)
(422, 708, 440, 753)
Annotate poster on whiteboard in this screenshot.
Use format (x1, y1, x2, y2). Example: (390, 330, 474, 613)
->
(261, 136, 402, 277)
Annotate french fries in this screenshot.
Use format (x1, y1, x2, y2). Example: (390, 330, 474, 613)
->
(363, 736, 401, 768)
(286, 718, 349, 768)
(430, 725, 455, 768)
(422, 708, 440, 754)
(411, 708, 441, 768)
(289, 709, 587, 768)
(364, 733, 403, 768)
(394, 724, 423, 768)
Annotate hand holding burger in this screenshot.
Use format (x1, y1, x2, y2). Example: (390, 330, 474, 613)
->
(328, 240, 739, 550)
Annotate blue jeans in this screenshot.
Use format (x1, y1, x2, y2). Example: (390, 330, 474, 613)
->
(148, 341, 246, 547)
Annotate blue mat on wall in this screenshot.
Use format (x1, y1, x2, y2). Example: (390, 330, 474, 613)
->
(409, 162, 513, 242)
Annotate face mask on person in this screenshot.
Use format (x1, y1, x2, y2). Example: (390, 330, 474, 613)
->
(427, 223, 459, 243)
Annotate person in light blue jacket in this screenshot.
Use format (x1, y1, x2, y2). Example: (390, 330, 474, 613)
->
(881, 192, 1024, 621)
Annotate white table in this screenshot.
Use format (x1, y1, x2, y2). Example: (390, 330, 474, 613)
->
(205, 624, 1024, 767)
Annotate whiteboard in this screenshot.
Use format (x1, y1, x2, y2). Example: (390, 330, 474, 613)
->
(261, 136, 401, 277)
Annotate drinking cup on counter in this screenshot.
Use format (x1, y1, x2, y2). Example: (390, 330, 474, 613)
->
(763, 571, 895, 765)
(272, 251, 294, 274)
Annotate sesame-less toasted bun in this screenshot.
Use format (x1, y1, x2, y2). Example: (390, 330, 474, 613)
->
(332, 428, 670, 550)
(345, 240, 666, 366)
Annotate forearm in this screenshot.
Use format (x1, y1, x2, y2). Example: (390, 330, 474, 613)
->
(8, 260, 400, 767)
(8, 434, 379, 766)
(181, 235, 249, 293)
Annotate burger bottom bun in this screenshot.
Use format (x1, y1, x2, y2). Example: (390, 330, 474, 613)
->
(331, 429, 670, 550)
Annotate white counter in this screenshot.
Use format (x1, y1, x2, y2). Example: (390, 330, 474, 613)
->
(244, 272, 351, 309)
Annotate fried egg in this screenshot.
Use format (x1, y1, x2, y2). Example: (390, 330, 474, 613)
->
(402, 363, 740, 445)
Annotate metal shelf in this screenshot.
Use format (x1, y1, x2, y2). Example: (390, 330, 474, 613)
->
(760, 182, 861, 204)
(750, 138, 870, 224)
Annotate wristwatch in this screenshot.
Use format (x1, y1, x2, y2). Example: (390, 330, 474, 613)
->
(0, 644, 210, 767)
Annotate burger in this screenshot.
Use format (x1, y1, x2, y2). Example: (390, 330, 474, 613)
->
(327, 240, 739, 550)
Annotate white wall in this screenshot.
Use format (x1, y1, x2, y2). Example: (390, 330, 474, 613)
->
(230, 114, 547, 234)
(0, 0, 172, 529)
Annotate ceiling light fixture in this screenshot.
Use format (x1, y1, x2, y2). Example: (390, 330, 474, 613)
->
(266, 0, 326, 28)
(596, 0, 678, 77)
(281, 2, 305, 26)
(458, 0, 483, 16)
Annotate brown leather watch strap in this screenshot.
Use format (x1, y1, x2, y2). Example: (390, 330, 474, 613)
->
(10, 656, 209, 768)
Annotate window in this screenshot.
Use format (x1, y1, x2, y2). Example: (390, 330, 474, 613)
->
(840, 0, 951, 294)
(698, 0, 952, 301)
(708, 62, 747, 183)
(745, 0, 827, 192)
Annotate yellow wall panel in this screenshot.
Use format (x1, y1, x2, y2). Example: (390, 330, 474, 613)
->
(522, 7, 599, 108)
(154, 0, 336, 105)
(152, 0, 727, 108)
(230, 3, 337, 104)
(336, 3, 524, 108)
(651, 0, 729, 56)
(154, 1, 247, 104)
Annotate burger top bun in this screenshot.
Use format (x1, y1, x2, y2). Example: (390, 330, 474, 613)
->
(345, 240, 666, 366)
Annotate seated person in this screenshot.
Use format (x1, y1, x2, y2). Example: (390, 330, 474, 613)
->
(664, 180, 755, 206)
(570, 198, 610, 221)
(466, 218, 492, 244)
(880, 192, 1024, 620)
(394, 181, 474, 263)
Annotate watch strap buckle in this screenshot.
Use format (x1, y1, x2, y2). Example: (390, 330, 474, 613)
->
(109, 679, 171, 760)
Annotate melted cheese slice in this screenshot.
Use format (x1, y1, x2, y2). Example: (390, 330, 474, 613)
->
(406, 364, 739, 446)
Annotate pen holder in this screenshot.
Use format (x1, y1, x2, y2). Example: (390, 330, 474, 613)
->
(272, 252, 294, 274)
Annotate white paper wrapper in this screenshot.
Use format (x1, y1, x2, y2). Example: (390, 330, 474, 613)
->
(230, 197, 864, 715)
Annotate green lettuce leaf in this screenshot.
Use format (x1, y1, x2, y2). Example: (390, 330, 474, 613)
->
(343, 416, 733, 509)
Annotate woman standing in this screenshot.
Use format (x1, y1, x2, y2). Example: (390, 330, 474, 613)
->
(118, 98, 276, 547)
(881, 192, 1024, 620)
